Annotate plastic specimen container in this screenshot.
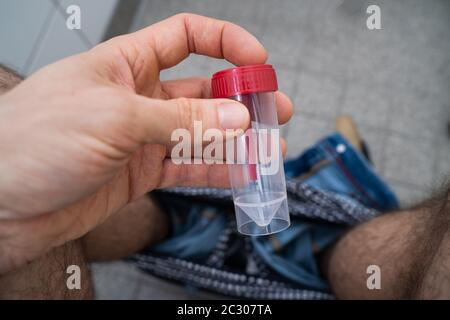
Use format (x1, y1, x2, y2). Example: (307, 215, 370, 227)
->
(211, 64, 290, 236)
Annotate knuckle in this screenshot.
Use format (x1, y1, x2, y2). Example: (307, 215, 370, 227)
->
(173, 12, 192, 22)
(175, 97, 203, 130)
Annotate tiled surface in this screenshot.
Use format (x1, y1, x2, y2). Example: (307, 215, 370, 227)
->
(0, 0, 118, 75)
(27, 7, 89, 74)
(284, 113, 335, 159)
(0, 0, 54, 74)
(55, 0, 119, 46)
(383, 134, 436, 190)
(295, 72, 344, 120)
(91, 262, 141, 299)
(91, 261, 227, 300)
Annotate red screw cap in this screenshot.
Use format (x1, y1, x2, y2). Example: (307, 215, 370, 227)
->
(211, 64, 278, 98)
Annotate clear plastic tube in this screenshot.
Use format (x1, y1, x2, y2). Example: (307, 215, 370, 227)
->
(228, 91, 290, 236)
(212, 64, 290, 236)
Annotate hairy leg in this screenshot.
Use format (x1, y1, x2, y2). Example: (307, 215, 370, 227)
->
(0, 196, 168, 299)
(414, 196, 450, 299)
(323, 186, 450, 299)
(0, 240, 93, 299)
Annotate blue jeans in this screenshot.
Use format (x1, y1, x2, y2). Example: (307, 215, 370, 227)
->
(284, 133, 398, 211)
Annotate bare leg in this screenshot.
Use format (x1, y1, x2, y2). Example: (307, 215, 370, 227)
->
(0, 195, 168, 299)
(82, 195, 169, 262)
(323, 186, 450, 299)
(0, 240, 93, 299)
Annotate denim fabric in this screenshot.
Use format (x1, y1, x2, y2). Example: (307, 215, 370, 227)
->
(152, 206, 227, 260)
(284, 132, 398, 211)
(131, 133, 399, 298)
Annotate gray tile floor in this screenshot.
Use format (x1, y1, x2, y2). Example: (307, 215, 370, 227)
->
(92, 0, 450, 299)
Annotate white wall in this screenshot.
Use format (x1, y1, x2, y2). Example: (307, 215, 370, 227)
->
(0, 0, 118, 76)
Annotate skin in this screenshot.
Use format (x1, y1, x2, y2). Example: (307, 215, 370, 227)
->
(0, 13, 293, 274)
(323, 190, 450, 299)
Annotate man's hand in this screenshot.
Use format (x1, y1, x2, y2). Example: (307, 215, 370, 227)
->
(0, 13, 293, 273)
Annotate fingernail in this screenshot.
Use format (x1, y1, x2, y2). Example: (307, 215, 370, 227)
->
(218, 103, 249, 129)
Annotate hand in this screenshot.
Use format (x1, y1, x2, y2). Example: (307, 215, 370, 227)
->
(0, 13, 293, 272)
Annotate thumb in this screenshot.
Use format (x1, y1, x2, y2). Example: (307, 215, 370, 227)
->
(130, 95, 250, 146)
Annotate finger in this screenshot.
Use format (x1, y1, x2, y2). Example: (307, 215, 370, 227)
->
(161, 78, 293, 124)
(281, 138, 287, 158)
(158, 161, 230, 189)
(158, 138, 286, 189)
(161, 77, 212, 99)
(130, 95, 250, 147)
(163, 134, 287, 160)
(134, 13, 267, 70)
(275, 91, 294, 125)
